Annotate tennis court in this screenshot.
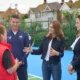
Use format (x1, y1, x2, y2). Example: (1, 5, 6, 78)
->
(28, 74, 42, 80)
(17, 74, 42, 80)
(27, 49, 76, 80)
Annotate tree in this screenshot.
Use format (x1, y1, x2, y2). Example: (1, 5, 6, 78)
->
(22, 14, 28, 19)
(62, 11, 77, 49)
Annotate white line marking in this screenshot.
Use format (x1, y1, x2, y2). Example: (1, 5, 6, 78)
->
(28, 77, 36, 80)
(28, 73, 43, 79)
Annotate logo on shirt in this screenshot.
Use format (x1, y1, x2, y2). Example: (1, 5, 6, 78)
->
(8, 36, 12, 39)
(19, 35, 23, 39)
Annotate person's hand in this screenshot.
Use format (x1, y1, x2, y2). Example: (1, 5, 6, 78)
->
(29, 47, 33, 52)
(68, 64, 74, 75)
(70, 69, 75, 75)
(18, 61, 22, 65)
(15, 58, 22, 67)
(23, 47, 30, 54)
(49, 48, 59, 57)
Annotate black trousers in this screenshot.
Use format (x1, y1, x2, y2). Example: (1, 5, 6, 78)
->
(77, 71, 80, 80)
(17, 64, 28, 80)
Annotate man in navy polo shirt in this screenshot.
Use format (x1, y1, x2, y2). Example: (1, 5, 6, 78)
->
(7, 14, 29, 80)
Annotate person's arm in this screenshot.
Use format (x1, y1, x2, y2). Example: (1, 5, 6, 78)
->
(71, 44, 80, 68)
(31, 45, 43, 55)
(7, 58, 22, 74)
(31, 37, 46, 55)
(2, 50, 22, 74)
(71, 56, 80, 69)
(2, 50, 13, 69)
(58, 37, 65, 57)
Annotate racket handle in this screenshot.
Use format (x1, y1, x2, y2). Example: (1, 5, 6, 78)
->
(21, 53, 28, 62)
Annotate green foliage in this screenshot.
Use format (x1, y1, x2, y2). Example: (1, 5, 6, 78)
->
(29, 22, 46, 46)
(19, 19, 29, 32)
(62, 11, 77, 49)
(73, 0, 80, 8)
(4, 21, 11, 30)
(19, 20, 48, 46)
(62, 11, 70, 20)
(33, 31, 47, 46)
(6, 14, 11, 22)
(62, 22, 76, 49)
(22, 14, 28, 19)
(30, 22, 43, 35)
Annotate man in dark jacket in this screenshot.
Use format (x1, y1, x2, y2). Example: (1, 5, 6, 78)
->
(7, 14, 29, 80)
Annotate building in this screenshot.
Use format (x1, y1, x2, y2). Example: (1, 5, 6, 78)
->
(0, 4, 24, 22)
(26, 0, 62, 29)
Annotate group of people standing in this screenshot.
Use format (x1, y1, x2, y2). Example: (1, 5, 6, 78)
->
(0, 14, 80, 80)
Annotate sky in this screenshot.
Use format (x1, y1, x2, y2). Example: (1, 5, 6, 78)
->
(0, 0, 77, 14)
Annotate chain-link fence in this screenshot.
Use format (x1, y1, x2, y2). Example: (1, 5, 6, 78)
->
(24, 20, 50, 46)
(4, 16, 77, 49)
(62, 14, 76, 49)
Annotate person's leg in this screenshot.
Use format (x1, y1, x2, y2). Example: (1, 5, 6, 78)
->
(42, 60, 51, 80)
(17, 65, 28, 80)
(77, 71, 80, 80)
(51, 62, 62, 80)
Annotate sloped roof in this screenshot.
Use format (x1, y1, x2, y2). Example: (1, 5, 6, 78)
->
(5, 7, 20, 14)
(30, 8, 38, 13)
(29, 3, 47, 13)
(47, 2, 61, 10)
(4, 7, 24, 18)
(60, 2, 70, 11)
(36, 3, 47, 12)
(29, 2, 61, 13)
(0, 11, 4, 14)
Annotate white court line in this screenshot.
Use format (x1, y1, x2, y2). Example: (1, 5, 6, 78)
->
(28, 73, 43, 79)
(28, 77, 36, 80)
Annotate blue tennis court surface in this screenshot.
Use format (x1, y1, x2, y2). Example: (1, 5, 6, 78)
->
(27, 49, 76, 80)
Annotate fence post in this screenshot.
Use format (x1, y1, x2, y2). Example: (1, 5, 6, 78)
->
(69, 13, 73, 46)
(30, 19, 32, 37)
(48, 18, 50, 31)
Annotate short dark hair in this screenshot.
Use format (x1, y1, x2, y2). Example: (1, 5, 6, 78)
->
(11, 14, 20, 19)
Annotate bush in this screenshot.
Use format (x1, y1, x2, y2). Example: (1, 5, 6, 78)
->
(62, 20, 76, 49)
(33, 31, 47, 46)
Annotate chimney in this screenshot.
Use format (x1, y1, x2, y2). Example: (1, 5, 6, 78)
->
(44, 0, 47, 4)
(62, 0, 64, 3)
(61, 0, 64, 5)
(9, 4, 11, 9)
(15, 4, 18, 9)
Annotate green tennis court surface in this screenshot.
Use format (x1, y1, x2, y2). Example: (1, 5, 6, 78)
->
(17, 74, 43, 80)
(28, 74, 43, 80)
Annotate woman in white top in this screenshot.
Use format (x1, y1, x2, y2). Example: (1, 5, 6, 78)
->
(30, 21, 65, 80)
